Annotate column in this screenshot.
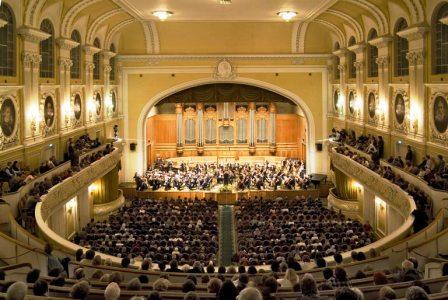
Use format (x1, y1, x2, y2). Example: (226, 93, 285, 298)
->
(269, 102, 276, 154)
(398, 27, 428, 140)
(18, 27, 50, 142)
(349, 43, 366, 123)
(248, 102, 256, 154)
(370, 36, 393, 129)
(197, 103, 204, 154)
(176, 103, 183, 154)
(57, 38, 79, 131)
(83, 45, 101, 124)
(101, 50, 116, 120)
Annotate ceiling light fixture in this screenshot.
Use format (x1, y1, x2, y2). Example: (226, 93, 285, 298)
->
(152, 11, 173, 21)
(277, 11, 297, 22)
(219, 0, 232, 4)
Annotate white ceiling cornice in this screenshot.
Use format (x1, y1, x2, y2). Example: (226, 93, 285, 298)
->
(116, 53, 332, 62)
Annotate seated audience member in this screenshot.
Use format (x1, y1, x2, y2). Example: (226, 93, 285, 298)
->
(277, 268, 298, 288)
(126, 278, 142, 291)
(379, 286, 397, 300)
(182, 279, 196, 293)
(70, 280, 90, 300)
(147, 291, 162, 300)
(334, 287, 359, 300)
(33, 279, 48, 296)
(395, 260, 421, 282)
(207, 278, 222, 294)
(184, 291, 199, 300)
(45, 244, 64, 275)
(26, 268, 40, 283)
(373, 271, 389, 285)
(300, 273, 319, 299)
(104, 282, 121, 300)
(218, 279, 238, 300)
(153, 278, 170, 291)
(262, 276, 278, 300)
(238, 287, 263, 300)
(6, 281, 28, 300)
(405, 286, 429, 300)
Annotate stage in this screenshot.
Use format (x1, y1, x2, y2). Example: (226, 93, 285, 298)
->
(120, 183, 329, 205)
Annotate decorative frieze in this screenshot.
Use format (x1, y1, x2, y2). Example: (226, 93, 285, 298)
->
(56, 37, 80, 51)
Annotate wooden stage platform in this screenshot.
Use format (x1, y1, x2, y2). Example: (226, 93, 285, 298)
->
(120, 183, 330, 205)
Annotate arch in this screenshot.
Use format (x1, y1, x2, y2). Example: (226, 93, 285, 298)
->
(70, 30, 82, 79)
(39, 19, 54, 79)
(325, 9, 364, 42)
(431, 2, 448, 74)
(291, 21, 309, 53)
(342, 0, 388, 35)
(334, 42, 340, 51)
(0, 2, 16, 77)
(61, 0, 102, 38)
(105, 19, 135, 49)
(86, 8, 123, 45)
(403, 0, 425, 24)
(141, 20, 160, 54)
(394, 18, 409, 77)
(24, 0, 45, 27)
(135, 78, 318, 176)
(313, 19, 346, 47)
(38, 2, 62, 37)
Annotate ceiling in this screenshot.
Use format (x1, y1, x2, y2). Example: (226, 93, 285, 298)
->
(115, 0, 337, 22)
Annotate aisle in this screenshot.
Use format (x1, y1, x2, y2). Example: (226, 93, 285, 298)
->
(219, 205, 236, 266)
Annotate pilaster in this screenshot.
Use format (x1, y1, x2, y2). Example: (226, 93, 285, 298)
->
(370, 35, 393, 130)
(398, 26, 428, 140)
(101, 50, 115, 120)
(348, 43, 366, 123)
(83, 45, 101, 124)
(18, 27, 50, 143)
(57, 38, 79, 131)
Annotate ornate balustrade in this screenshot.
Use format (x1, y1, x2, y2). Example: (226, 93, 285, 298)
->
(343, 143, 448, 213)
(34, 146, 123, 263)
(329, 148, 416, 254)
(328, 187, 360, 220)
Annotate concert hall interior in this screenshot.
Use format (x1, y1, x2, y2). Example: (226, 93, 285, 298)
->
(1, 0, 448, 300)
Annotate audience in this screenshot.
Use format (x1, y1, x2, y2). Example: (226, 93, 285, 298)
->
(235, 195, 374, 266)
(73, 197, 218, 267)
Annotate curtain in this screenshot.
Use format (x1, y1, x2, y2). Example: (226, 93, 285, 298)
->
(333, 167, 358, 200)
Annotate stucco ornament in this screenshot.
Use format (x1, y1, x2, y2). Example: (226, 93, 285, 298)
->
(214, 59, 237, 80)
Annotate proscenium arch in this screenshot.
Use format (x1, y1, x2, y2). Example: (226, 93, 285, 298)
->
(135, 77, 317, 176)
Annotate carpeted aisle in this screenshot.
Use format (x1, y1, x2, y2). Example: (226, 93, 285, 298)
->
(219, 205, 235, 266)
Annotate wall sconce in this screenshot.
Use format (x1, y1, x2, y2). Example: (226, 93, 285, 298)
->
(378, 100, 387, 123)
(409, 105, 419, 134)
(354, 97, 362, 118)
(87, 99, 95, 121)
(28, 105, 40, 137)
(63, 101, 72, 128)
(352, 181, 362, 192)
(88, 183, 98, 195)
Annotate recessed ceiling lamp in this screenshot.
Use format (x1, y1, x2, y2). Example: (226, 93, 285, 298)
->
(219, 0, 232, 4)
(277, 11, 297, 22)
(152, 11, 173, 21)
